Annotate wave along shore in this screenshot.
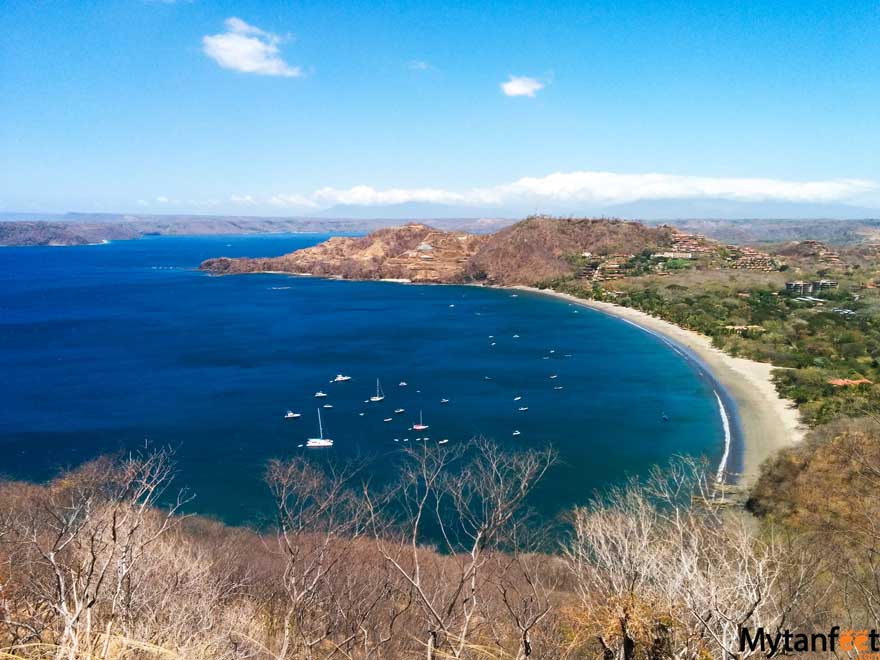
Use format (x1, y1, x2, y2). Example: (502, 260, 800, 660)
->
(513, 286, 805, 486)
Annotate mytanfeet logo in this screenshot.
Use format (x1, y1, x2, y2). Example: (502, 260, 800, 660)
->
(741, 627, 880, 655)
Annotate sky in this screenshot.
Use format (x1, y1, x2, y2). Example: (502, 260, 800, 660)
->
(2, 0, 879, 217)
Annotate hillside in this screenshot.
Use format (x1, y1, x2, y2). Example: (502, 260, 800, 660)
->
(0, 221, 143, 246)
(200, 217, 694, 285)
(201, 223, 488, 282)
(465, 217, 678, 283)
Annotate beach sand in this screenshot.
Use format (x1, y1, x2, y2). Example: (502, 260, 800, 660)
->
(514, 286, 805, 486)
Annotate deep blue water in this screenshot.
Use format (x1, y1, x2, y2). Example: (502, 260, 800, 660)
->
(0, 235, 725, 525)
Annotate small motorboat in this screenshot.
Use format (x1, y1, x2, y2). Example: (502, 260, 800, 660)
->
(553, 386, 564, 390)
(284, 411, 301, 419)
(512, 430, 521, 436)
(449, 304, 455, 307)
(661, 412, 669, 422)
(323, 404, 333, 409)
(549, 375, 558, 379)
(513, 334, 520, 338)
(332, 374, 352, 382)
(518, 407, 529, 412)
(358, 412, 365, 416)
(315, 391, 328, 398)
(440, 398, 449, 404)
(394, 408, 405, 414)
(383, 417, 392, 422)
(438, 439, 449, 445)
(399, 381, 408, 387)
(491, 342, 496, 346)
(514, 396, 522, 401)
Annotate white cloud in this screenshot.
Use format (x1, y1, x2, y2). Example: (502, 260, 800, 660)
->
(156, 195, 170, 203)
(407, 60, 432, 71)
(500, 75, 544, 97)
(312, 185, 465, 206)
(263, 171, 879, 209)
(230, 194, 256, 204)
(202, 17, 302, 77)
(490, 171, 878, 205)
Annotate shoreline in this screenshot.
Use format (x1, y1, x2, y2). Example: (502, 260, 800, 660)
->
(513, 286, 805, 486)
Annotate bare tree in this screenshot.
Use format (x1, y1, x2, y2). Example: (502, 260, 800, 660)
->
(369, 437, 556, 660)
(565, 458, 820, 660)
(1, 448, 188, 660)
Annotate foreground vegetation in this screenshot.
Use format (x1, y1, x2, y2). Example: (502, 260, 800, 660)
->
(3, 433, 880, 660)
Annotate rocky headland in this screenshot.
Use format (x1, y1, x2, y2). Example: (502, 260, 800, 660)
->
(199, 217, 686, 285)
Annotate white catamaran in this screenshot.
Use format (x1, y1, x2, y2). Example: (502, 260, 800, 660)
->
(306, 408, 334, 448)
(369, 378, 385, 402)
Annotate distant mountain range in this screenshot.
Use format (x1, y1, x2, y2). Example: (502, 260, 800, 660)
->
(2, 198, 880, 247)
(3, 197, 878, 225)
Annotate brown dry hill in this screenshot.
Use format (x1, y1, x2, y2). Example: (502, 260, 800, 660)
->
(464, 217, 676, 284)
(201, 223, 487, 283)
(200, 217, 682, 285)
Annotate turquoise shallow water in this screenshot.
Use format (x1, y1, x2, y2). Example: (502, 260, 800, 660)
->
(0, 234, 726, 525)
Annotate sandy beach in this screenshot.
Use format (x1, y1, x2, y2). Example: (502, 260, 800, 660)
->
(514, 286, 805, 486)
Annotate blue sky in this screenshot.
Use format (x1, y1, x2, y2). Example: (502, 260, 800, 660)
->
(2, 0, 879, 215)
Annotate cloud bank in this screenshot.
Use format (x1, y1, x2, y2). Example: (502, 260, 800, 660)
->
(203, 18, 302, 77)
(255, 171, 877, 210)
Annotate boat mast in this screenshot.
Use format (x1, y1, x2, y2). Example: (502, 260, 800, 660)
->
(317, 408, 323, 438)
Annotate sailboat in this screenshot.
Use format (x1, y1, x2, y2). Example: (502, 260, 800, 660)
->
(369, 379, 385, 402)
(412, 410, 429, 431)
(306, 408, 333, 447)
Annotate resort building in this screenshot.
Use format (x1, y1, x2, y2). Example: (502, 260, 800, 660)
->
(786, 281, 814, 295)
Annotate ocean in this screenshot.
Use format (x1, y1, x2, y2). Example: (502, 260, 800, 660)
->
(0, 234, 726, 526)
